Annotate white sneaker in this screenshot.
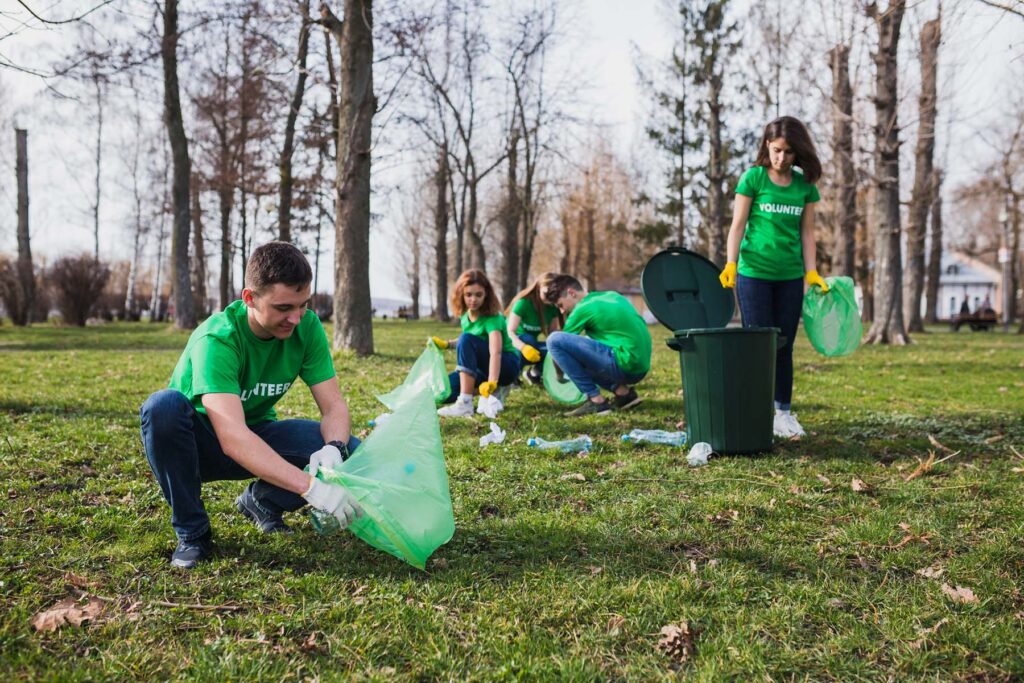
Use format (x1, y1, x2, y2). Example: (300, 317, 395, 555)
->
(438, 399, 474, 418)
(773, 412, 807, 438)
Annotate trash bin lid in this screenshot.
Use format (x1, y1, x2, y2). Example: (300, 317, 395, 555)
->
(640, 247, 734, 332)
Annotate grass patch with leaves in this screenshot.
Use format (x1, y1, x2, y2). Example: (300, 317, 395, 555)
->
(1, 319, 1022, 681)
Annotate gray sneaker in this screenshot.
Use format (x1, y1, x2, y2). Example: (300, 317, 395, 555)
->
(171, 531, 213, 569)
(565, 399, 612, 417)
(236, 488, 293, 534)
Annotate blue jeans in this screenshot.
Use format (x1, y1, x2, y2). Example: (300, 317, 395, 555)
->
(518, 332, 547, 365)
(444, 333, 522, 402)
(140, 389, 361, 542)
(736, 274, 802, 410)
(546, 331, 646, 399)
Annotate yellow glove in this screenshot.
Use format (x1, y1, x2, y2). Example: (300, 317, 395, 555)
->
(430, 336, 449, 350)
(804, 270, 830, 293)
(520, 344, 541, 364)
(719, 261, 737, 289)
(478, 381, 497, 398)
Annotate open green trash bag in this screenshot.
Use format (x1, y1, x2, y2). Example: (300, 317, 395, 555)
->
(315, 386, 455, 570)
(376, 342, 451, 409)
(802, 275, 862, 357)
(542, 352, 585, 405)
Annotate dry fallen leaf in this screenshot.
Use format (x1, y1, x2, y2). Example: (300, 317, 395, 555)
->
(560, 473, 586, 482)
(589, 566, 603, 576)
(916, 565, 945, 579)
(299, 632, 324, 653)
(816, 474, 833, 486)
(63, 573, 95, 589)
(909, 617, 949, 649)
(851, 477, 870, 493)
(606, 614, 626, 636)
(657, 621, 697, 664)
(31, 596, 106, 632)
(941, 583, 979, 604)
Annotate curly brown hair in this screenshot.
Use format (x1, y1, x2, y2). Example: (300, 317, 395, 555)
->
(451, 269, 501, 317)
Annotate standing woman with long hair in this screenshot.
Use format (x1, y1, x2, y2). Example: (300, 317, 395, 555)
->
(718, 116, 830, 438)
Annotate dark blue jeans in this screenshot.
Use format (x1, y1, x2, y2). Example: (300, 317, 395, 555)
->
(444, 332, 522, 402)
(736, 274, 803, 410)
(518, 332, 547, 365)
(140, 389, 361, 542)
(546, 331, 646, 399)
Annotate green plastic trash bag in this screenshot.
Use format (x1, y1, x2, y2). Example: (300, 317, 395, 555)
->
(542, 352, 585, 405)
(802, 275, 862, 357)
(376, 342, 451, 409)
(315, 386, 455, 570)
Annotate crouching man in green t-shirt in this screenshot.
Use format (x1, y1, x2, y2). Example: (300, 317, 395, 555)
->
(542, 274, 652, 417)
(140, 242, 362, 568)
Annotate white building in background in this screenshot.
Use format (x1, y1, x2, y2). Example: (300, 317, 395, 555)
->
(924, 251, 1002, 321)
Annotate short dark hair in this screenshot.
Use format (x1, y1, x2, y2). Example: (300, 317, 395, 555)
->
(754, 116, 822, 184)
(541, 274, 583, 305)
(245, 241, 313, 293)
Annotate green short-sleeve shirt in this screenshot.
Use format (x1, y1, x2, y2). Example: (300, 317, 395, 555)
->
(168, 299, 336, 425)
(563, 291, 652, 376)
(735, 165, 820, 280)
(460, 312, 515, 353)
(511, 298, 559, 336)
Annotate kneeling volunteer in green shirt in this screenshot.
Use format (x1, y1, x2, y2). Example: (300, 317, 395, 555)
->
(140, 242, 362, 569)
(541, 274, 652, 417)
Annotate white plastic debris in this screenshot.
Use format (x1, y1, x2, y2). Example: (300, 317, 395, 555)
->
(478, 422, 506, 447)
(368, 412, 392, 427)
(687, 442, 712, 467)
(476, 394, 503, 419)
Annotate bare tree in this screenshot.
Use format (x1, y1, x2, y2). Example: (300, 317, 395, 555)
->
(162, 0, 197, 329)
(432, 144, 451, 320)
(924, 168, 944, 323)
(904, 12, 941, 332)
(13, 129, 35, 326)
(322, 0, 375, 355)
(828, 43, 857, 277)
(864, 0, 908, 345)
(279, 0, 313, 242)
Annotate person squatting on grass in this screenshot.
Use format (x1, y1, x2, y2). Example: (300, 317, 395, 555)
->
(433, 269, 522, 418)
(718, 116, 830, 439)
(505, 272, 562, 386)
(140, 242, 362, 569)
(541, 274, 652, 417)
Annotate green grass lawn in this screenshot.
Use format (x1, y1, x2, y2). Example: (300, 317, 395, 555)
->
(1, 318, 1022, 681)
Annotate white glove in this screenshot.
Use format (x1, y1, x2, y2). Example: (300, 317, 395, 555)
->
(302, 477, 362, 529)
(308, 443, 344, 477)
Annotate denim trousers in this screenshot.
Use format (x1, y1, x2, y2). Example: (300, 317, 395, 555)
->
(545, 331, 646, 398)
(518, 332, 547, 365)
(444, 332, 522, 401)
(735, 274, 803, 410)
(140, 389, 361, 542)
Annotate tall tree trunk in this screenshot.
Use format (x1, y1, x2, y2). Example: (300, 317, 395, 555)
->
(219, 184, 233, 307)
(923, 169, 944, 323)
(904, 14, 940, 333)
(93, 76, 103, 262)
(706, 72, 726, 266)
(501, 132, 520, 305)
(829, 43, 856, 277)
(326, 0, 375, 355)
(585, 208, 596, 290)
(410, 228, 421, 319)
(465, 180, 486, 270)
(433, 145, 450, 321)
(14, 129, 34, 326)
(162, 0, 196, 329)
(864, 0, 908, 345)
(278, 1, 311, 243)
(190, 177, 208, 315)
(858, 176, 875, 322)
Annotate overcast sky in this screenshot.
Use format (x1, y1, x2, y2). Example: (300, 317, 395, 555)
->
(1, 0, 1021, 304)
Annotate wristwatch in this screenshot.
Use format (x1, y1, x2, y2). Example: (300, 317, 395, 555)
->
(327, 440, 351, 461)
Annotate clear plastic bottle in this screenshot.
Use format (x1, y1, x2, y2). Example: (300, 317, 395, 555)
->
(309, 507, 341, 536)
(621, 429, 687, 447)
(526, 435, 593, 453)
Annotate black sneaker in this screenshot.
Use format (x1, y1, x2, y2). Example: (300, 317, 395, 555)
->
(611, 388, 642, 411)
(524, 365, 542, 385)
(171, 531, 213, 569)
(236, 488, 293, 534)
(565, 399, 612, 417)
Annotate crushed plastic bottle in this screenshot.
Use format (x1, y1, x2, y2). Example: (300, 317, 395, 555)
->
(687, 442, 713, 467)
(367, 412, 392, 428)
(309, 507, 341, 536)
(527, 435, 593, 453)
(621, 429, 687, 447)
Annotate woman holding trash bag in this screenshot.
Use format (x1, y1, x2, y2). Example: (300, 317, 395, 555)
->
(505, 273, 562, 385)
(432, 269, 522, 417)
(718, 116, 829, 439)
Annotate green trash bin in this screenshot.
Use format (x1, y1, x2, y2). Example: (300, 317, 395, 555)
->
(641, 247, 778, 454)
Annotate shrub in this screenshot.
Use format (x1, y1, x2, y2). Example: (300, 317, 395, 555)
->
(48, 254, 111, 326)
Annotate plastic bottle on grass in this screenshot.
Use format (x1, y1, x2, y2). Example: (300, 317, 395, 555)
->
(309, 508, 341, 536)
(527, 435, 593, 453)
(621, 429, 687, 447)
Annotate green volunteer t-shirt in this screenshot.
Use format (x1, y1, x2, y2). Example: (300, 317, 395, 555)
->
(735, 165, 820, 280)
(511, 297, 559, 336)
(168, 299, 336, 425)
(563, 291, 652, 376)
(460, 312, 515, 353)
